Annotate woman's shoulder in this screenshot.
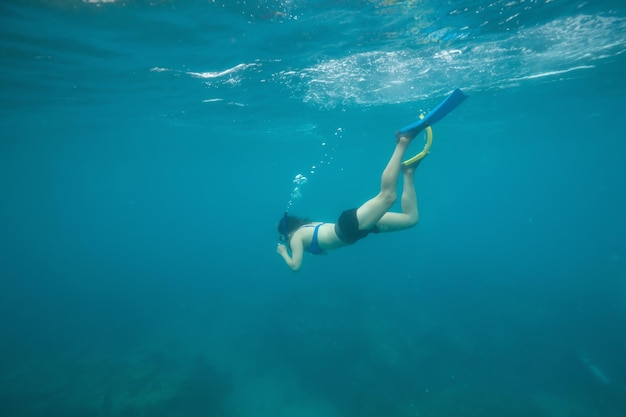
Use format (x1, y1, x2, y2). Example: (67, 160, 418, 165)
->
(301, 221, 323, 228)
(295, 221, 336, 235)
(293, 222, 326, 237)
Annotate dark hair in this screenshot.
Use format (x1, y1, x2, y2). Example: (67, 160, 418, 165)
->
(277, 214, 310, 236)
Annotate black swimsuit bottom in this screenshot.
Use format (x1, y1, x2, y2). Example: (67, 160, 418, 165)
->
(334, 208, 379, 244)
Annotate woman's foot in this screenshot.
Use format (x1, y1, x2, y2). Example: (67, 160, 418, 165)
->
(395, 131, 414, 145)
(401, 160, 420, 172)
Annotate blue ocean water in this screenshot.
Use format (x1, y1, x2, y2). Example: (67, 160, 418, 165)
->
(1, 0, 626, 416)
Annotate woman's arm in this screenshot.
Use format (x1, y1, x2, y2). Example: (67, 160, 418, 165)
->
(276, 237, 304, 272)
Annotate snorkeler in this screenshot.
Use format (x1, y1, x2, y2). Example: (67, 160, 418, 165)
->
(276, 129, 422, 272)
(276, 89, 467, 271)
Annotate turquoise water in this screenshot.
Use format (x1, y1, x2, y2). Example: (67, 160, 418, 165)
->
(1, 0, 626, 416)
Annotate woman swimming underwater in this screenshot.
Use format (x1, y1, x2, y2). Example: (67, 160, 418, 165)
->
(276, 129, 422, 272)
(276, 89, 467, 271)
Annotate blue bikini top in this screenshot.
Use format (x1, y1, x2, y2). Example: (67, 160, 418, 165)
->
(304, 223, 325, 255)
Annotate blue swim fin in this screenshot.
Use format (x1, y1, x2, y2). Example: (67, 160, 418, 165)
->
(398, 88, 467, 136)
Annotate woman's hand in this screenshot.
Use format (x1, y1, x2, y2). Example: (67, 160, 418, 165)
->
(277, 240, 302, 271)
(277, 243, 288, 255)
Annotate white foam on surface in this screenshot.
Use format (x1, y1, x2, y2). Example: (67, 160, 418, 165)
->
(277, 14, 626, 107)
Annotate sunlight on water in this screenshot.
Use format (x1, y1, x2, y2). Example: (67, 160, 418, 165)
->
(134, 3, 626, 110)
(155, 11, 626, 109)
(279, 14, 626, 107)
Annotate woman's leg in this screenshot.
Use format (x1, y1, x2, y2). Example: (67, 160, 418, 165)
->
(376, 164, 419, 232)
(355, 136, 411, 229)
